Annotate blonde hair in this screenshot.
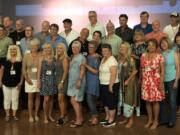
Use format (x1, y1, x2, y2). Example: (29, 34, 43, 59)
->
(72, 41, 81, 50)
(133, 30, 145, 42)
(119, 41, 132, 58)
(56, 43, 68, 60)
(30, 38, 40, 46)
(6, 45, 22, 62)
(42, 43, 54, 58)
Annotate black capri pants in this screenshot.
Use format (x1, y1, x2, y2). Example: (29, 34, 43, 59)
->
(100, 82, 120, 110)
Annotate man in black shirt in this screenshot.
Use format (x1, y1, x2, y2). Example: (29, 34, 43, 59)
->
(9, 18, 25, 44)
(115, 14, 133, 44)
(68, 28, 89, 57)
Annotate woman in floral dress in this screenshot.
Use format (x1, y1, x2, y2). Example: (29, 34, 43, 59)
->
(140, 39, 165, 129)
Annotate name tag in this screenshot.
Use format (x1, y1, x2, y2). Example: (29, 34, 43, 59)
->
(46, 70, 52, 75)
(25, 50, 30, 54)
(82, 52, 87, 56)
(31, 67, 37, 73)
(10, 70, 16, 75)
(144, 67, 151, 71)
(16, 41, 21, 45)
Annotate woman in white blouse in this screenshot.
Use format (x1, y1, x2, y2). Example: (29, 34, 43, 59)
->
(99, 43, 120, 127)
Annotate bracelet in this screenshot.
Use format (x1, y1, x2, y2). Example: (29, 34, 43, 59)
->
(60, 80, 64, 83)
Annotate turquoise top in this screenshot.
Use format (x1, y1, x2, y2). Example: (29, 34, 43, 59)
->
(162, 49, 176, 82)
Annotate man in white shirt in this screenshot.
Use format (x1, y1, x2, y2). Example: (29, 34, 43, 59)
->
(86, 11, 105, 41)
(163, 12, 180, 42)
(59, 18, 79, 46)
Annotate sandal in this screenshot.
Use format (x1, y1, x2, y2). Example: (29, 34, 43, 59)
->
(13, 116, 19, 121)
(70, 123, 82, 128)
(5, 116, 10, 122)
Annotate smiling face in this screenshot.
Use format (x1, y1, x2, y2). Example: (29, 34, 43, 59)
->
(43, 44, 52, 55)
(152, 20, 160, 32)
(102, 47, 111, 58)
(80, 28, 89, 40)
(30, 44, 39, 53)
(10, 47, 17, 57)
(147, 41, 157, 53)
(93, 32, 101, 42)
(41, 21, 50, 33)
(56, 45, 65, 56)
(88, 43, 96, 55)
(119, 17, 127, 27)
(140, 13, 149, 24)
(119, 44, 128, 56)
(88, 11, 97, 24)
(25, 26, 33, 38)
(160, 40, 169, 51)
(175, 36, 180, 45)
(50, 26, 58, 37)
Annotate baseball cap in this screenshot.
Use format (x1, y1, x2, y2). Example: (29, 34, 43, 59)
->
(170, 12, 179, 17)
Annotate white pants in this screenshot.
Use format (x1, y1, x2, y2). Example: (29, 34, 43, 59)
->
(2, 85, 20, 110)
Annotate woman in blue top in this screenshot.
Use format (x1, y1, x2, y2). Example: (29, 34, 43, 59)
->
(85, 41, 100, 125)
(160, 37, 179, 128)
(67, 41, 86, 128)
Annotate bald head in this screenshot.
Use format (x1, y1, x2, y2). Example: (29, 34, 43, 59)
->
(152, 19, 160, 32)
(80, 28, 89, 40)
(42, 21, 50, 33)
(106, 20, 115, 34)
(16, 18, 24, 32)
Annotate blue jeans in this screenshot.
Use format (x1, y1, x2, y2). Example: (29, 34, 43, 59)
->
(160, 80, 177, 124)
(86, 94, 98, 116)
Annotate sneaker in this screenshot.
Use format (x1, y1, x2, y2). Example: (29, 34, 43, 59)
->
(100, 119, 108, 124)
(103, 121, 116, 128)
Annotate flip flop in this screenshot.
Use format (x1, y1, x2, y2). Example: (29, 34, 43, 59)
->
(70, 123, 82, 128)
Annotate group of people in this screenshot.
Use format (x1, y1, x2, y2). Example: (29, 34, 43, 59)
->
(0, 10, 180, 130)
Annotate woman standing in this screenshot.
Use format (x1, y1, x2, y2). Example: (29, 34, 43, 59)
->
(38, 43, 57, 123)
(140, 39, 165, 129)
(55, 43, 69, 126)
(174, 33, 180, 114)
(130, 30, 147, 116)
(99, 44, 119, 127)
(160, 37, 179, 128)
(23, 38, 41, 122)
(67, 41, 86, 128)
(85, 41, 100, 125)
(118, 42, 138, 128)
(0, 45, 23, 121)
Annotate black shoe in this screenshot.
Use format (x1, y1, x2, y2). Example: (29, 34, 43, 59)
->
(103, 121, 116, 127)
(56, 118, 64, 126)
(167, 122, 175, 128)
(100, 119, 108, 124)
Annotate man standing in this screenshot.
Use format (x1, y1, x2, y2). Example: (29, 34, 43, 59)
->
(60, 18, 79, 46)
(86, 11, 105, 41)
(115, 14, 133, 44)
(35, 21, 50, 48)
(102, 20, 122, 59)
(163, 12, 180, 42)
(133, 11, 152, 35)
(3, 16, 14, 36)
(9, 18, 25, 44)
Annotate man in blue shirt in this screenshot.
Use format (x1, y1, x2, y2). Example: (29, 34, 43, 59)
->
(133, 11, 152, 35)
(45, 23, 68, 50)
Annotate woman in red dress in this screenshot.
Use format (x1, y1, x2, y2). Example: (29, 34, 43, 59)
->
(140, 39, 165, 129)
